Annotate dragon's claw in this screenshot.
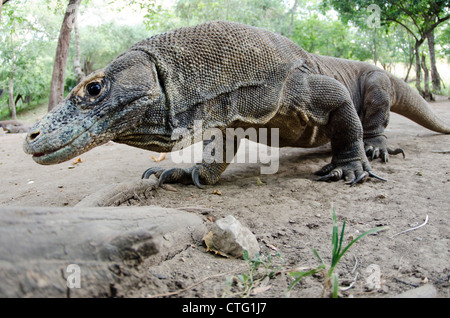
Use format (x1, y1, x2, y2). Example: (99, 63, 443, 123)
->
(364, 136, 405, 163)
(142, 166, 204, 189)
(315, 161, 385, 185)
(141, 167, 165, 179)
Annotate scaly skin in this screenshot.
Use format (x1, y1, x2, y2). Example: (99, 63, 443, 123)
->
(23, 21, 449, 188)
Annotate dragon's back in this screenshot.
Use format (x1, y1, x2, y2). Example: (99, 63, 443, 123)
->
(128, 21, 310, 126)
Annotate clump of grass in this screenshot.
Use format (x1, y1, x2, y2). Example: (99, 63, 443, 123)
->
(288, 207, 384, 298)
(224, 250, 283, 298)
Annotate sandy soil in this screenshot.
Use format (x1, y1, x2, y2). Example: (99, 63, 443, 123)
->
(0, 99, 449, 298)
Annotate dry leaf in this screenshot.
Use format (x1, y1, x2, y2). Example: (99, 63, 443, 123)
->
(203, 231, 230, 258)
(73, 157, 82, 164)
(266, 243, 278, 251)
(161, 184, 177, 192)
(152, 152, 166, 162)
(250, 285, 271, 295)
(212, 189, 222, 195)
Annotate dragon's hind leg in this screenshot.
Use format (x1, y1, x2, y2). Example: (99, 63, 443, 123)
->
(360, 71, 404, 162)
(287, 72, 385, 184)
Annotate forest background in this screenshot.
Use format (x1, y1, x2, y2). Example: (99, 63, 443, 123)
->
(0, 0, 449, 120)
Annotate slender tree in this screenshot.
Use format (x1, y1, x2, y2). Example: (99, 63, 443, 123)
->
(48, 0, 81, 111)
(427, 30, 442, 93)
(8, 30, 17, 120)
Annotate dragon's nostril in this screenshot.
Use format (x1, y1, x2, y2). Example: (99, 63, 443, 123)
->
(29, 131, 40, 141)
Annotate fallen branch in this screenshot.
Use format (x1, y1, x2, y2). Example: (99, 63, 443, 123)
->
(390, 215, 429, 239)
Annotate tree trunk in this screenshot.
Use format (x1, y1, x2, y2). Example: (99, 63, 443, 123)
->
(421, 54, 433, 101)
(8, 79, 16, 120)
(414, 41, 424, 96)
(73, 12, 85, 84)
(8, 30, 16, 121)
(404, 37, 414, 82)
(426, 30, 441, 94)
(48, 0, 81, 111)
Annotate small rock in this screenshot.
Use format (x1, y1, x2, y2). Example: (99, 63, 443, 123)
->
(208, 215, 260, 258)
(393, 284, 437, 298)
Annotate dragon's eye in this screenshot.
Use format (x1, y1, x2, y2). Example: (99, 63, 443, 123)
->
(86, 82, 102, 97)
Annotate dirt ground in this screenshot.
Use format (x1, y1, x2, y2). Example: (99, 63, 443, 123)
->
(0, 98, 449, 298)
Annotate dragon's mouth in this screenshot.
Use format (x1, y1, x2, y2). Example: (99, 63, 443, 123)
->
(31, 145, 70, 161)
(25, 122, 101, 165)
(30, 141, 84, 165)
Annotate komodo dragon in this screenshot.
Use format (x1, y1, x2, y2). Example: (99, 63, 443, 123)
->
(23, 21, 450, 188)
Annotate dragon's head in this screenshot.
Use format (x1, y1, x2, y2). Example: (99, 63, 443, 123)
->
(24, 50, 170, 164)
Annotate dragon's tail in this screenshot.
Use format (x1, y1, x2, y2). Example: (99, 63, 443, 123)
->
(389, 74, 450, 134)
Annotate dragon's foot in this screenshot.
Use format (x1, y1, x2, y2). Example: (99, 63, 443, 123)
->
(142, 166, 204, 189)
(364, 135, 405, 162)
(314, 160, 386, 186)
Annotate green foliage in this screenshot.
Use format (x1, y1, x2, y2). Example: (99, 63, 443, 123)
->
(75, 23, 149, 74)
(323, 0, 450, 38)
(291, 15, 372, 60)
(170, 0, 290, 33)
(436, 21, 450, 61)
(0, 0, 59, 117)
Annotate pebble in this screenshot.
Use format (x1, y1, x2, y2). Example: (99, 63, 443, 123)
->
(209, 215, 260, 258)
(393, 284, 437, 298)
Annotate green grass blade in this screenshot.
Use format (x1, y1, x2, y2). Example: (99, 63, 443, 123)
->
(288, 265, 325, 291)
(332, 273, 339, 298)
(331, 206, 337, 223)
(312, 248, 325, 265)
(331, 208, 339, 266)
(338, 219, 346, 257)
(332, 226, 385, 272)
